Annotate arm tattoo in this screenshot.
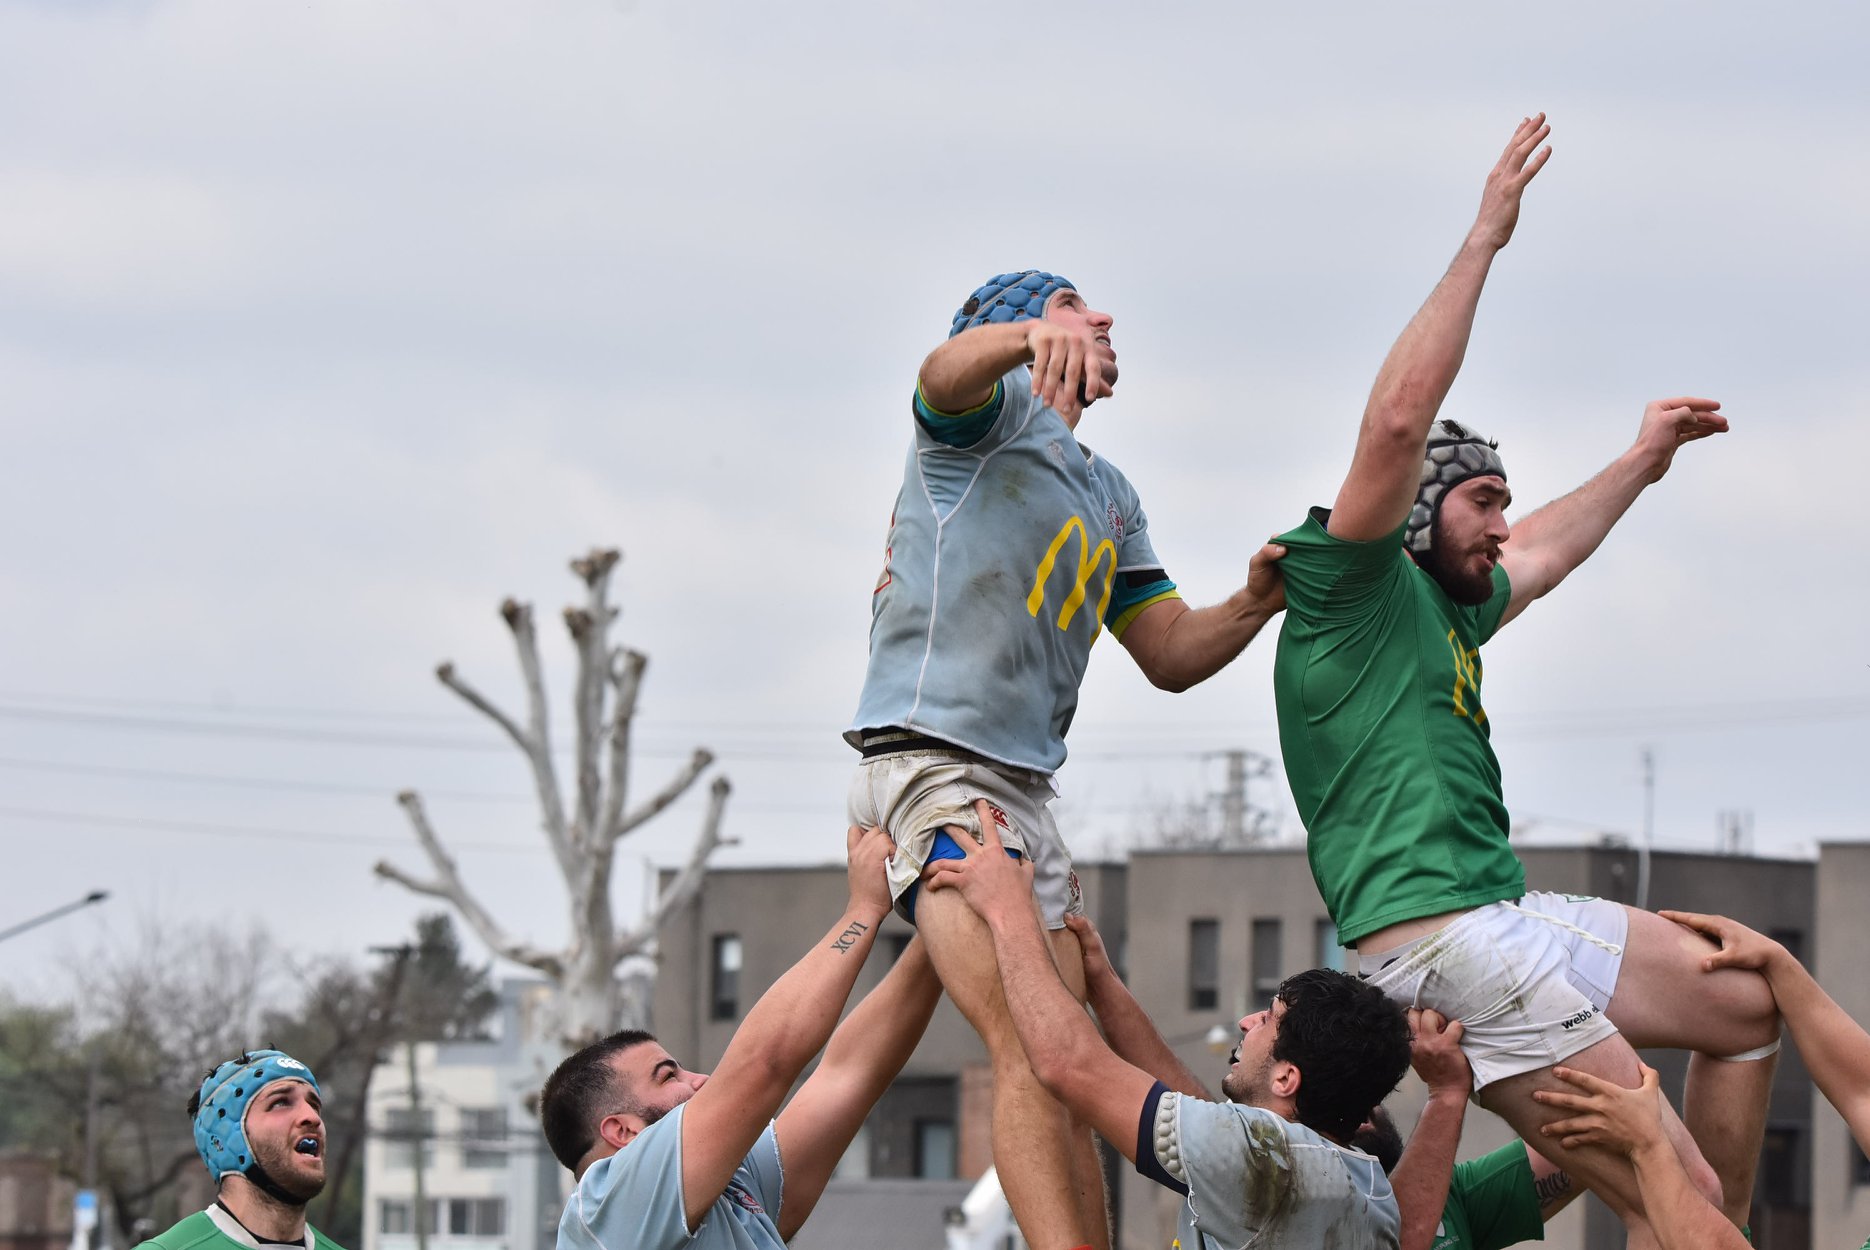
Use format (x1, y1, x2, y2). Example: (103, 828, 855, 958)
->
(1534, 1169, 1572, 1212)
(830, 920, 869, 954)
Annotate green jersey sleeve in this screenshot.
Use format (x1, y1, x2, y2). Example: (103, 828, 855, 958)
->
(1446, 1142, 1544, 1250)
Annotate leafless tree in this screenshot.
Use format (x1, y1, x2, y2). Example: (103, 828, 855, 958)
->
(374, 549, 731, 1046)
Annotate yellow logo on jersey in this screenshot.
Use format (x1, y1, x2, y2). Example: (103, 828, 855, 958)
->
(1028, 516, 1117, 635)
(1446, 628, 1487, 725)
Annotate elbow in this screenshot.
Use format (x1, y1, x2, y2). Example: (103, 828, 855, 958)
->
(1146, 666, 1193, 694)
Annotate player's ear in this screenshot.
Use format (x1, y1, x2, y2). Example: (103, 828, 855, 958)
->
(1270, 1060, 1301, 1102)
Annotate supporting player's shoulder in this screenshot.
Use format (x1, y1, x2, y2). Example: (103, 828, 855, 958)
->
(136, 1212, 234, 1250)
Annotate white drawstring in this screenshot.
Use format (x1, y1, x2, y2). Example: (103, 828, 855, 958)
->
(1501, 900, 1625, 958)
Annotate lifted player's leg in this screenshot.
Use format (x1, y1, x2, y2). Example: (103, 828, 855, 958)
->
(1604, 906, 1780, 1227)
(1479, 1032, 1723, 1250)
(918, 884, 1089, 1250)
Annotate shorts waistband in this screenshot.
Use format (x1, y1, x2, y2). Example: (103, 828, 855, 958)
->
(856, 728, 976, 760)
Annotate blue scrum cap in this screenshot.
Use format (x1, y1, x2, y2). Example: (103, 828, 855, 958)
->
(949, 270, 1076, 338)
(193, 1049, 320, 1181)
(1406, 420, 1508, 556)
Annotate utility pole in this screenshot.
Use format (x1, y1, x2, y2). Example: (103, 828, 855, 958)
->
(1218, 750, 1248, 845)
(1636, 747, 1655, 911)
(370, 944, 426, 1250)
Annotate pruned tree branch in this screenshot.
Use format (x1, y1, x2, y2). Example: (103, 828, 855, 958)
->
(435, 662, 528, 752)
(566, 550, 620, 854)
(376, 791, 564, 979)
(599, 647, 649, 843)
(617, 748, 714, 839)
(617, 774, 734, 964)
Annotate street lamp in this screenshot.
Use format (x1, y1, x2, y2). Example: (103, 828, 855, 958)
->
(0, 890, 109, 945)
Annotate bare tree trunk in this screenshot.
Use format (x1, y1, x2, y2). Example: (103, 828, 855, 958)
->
(375, 548, 731, 1049)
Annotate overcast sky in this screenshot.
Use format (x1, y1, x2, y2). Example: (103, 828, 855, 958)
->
(1, 0, 1864, 992)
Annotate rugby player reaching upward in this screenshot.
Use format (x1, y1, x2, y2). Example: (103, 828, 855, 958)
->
(1269, 114, 1779, 1248)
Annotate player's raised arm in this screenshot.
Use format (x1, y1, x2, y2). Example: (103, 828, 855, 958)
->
(918, 282, 1112, 424)
(675, 825, 893, 1231)
(1066, 913, 1214, 1099)
(1494, 396, 1728, 626)
(1330, 115, 1550, 542)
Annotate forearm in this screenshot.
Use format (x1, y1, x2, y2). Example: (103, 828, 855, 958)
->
(1161, 591, 1279, 689)
(1085, 966, 1211, 1099)
(986, 906, 1105, 1088)
(1503, 446, 1654, 594)
(1764, 954, 1870, 1140)
(1125, 588, 1279, 693)
(918, 322, 1032, 413)
(1391, 1091, 1467, 1250)
(1630, 1142, 1751, 1250)
(1363, 240, 1497, 443)
(816, 942, 942, 1091)
(721, 901, 891, 1081)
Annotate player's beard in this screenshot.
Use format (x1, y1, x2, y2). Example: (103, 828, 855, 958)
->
(1220, 1052, 1273, 1107)
(249, 1135, 327, 1206)
(1417, 526, 1496, 606)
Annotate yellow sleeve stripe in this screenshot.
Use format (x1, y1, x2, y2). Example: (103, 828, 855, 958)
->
(1108, 589, 1182, 642)
(915, 378, 1002, 420)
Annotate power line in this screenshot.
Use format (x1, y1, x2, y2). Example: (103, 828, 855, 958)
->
(0, 805, 545, 856)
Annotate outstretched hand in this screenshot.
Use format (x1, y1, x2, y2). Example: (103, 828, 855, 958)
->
(1534, 1064, 1668, 1156)
(1468, 114, 1552, 253)
(920, 799, 1038, 925)
(1633, 397, 1728, 482)
(1659, 909, 1787, 975)
(1408, 1008, 1472, 1100)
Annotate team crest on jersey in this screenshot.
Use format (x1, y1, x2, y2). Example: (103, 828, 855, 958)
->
(725, 1183, 765, 1216)
(1106, 502, 1124, 541)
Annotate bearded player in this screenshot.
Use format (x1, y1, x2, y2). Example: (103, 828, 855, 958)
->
(136, 1049, 340, 1250)
(1269, 114, 1779, 1248)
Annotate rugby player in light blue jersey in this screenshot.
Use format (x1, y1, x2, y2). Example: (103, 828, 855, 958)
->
(547, 825, 943, 1250)
(847, 271, 1287, 1250)
(926, 805, 1413, 1250)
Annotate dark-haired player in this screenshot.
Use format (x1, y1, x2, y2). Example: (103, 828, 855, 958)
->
(547, 825, 941, 1250)
(926, 802, 1412, 1248)
(1269, 114, 1777, 1248)
(136, 1049, 342, 1250)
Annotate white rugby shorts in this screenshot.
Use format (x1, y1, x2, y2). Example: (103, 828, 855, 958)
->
(846, 748, 1083, 929)
(1360, 893, 1628, 1089)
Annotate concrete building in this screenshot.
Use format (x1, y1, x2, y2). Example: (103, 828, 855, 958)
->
(361, 982, 566, 1250)
(1810, 841, 1870, 1250)
(653, 840, 1848, 1250)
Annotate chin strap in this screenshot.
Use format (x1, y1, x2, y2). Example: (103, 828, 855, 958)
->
(241, 1161, 310, 1209)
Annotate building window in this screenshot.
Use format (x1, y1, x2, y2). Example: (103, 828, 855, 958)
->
(914, 1119, 957, 1180)
(1314, 918, 1345, 972)
(1758, 1127, 1799, 1208)
(1188, 919, 1219, 1011)
(1852, 1134, 1870, 1187)
(380, 1201, 411, 1235)
(888, 932, 914, 964)
(1769, 928, 1805, 965)
(1252, 919, 1283, 1012)
(711, 934, 742, 1020)
(384, 1107, 434, 1169)
(459, 1107, 507, 1169)
(443, 1198, 505, 1238)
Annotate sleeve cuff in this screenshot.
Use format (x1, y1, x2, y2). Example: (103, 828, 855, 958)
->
(1133, 1082, 1188, 1195)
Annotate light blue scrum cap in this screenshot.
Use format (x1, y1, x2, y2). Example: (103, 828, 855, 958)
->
(193, 1049, 321, 1181)
(949, 270, 1076, 338)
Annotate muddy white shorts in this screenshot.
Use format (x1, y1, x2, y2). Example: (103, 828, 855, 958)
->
(846, 745, 1083, 929)
(1359, 893, 1628, 1090)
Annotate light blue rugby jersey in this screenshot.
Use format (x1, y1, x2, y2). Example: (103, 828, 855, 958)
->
(1136, 1084, 1400, 1250)
(848, 365, 1180, 774)
(556, 1102, 785, 1250)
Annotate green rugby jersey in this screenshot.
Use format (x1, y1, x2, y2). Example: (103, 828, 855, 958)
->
(1273, 509, 1523, 944)
(1432, 1143, 1545, 1250)
(138, 1208, 344, 1250)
